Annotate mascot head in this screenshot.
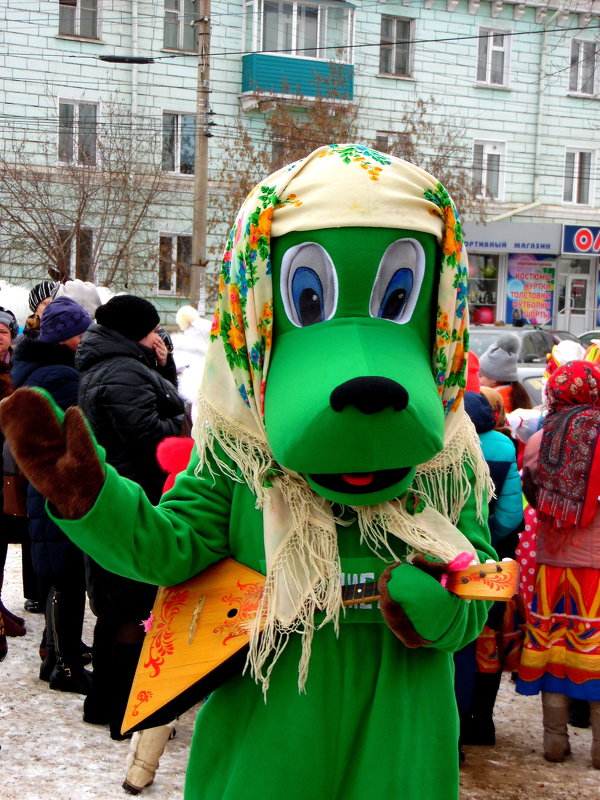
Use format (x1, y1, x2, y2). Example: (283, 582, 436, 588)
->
(196, 145, 487, 690)
(200, 144, 470, 504)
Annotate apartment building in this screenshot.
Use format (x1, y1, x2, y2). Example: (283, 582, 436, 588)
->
(0, 0, 599, 329)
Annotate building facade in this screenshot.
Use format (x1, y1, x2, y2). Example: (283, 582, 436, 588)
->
(0, 0, 599, 330)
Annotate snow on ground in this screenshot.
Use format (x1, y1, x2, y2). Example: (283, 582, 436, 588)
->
(2, 542, 600, 800)
(1, 545, 196, 800)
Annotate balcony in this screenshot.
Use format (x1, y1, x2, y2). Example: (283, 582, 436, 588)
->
(241, 53, 354, 103)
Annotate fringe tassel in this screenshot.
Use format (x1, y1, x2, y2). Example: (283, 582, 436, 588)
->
(193, 395, 273, 504)
(247, 474, 341, 695)
(355, 502, 467, 565)
(412, 413, 493, 525)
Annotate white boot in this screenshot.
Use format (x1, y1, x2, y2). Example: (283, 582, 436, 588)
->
(122, 723, 176, 795)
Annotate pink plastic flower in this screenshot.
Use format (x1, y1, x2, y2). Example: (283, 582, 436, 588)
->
(141, 611, 154, 633)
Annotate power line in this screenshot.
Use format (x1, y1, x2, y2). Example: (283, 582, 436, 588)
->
(0, 20, 599, 61)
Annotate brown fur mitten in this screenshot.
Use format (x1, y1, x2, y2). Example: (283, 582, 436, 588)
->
(0, 388, 104, 519)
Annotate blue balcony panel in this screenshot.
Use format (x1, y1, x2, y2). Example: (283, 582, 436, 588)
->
(241, 54, 354, 101)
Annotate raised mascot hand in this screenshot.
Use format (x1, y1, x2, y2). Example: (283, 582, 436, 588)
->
(0, 388, 105, 519)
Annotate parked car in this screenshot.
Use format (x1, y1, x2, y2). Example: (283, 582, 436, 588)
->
(579, 330, 600, 349)
(468, 325, 580, 406)
(468, 325, 579, 364)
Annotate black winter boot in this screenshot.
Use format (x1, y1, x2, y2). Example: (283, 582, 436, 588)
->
(0, 612, 7, 662)
(109, 642, 143, 740)
(463, 670, 503, 746)
(48, 589, 92, 695)
(569, 697, 591, 729)
(84, 615, 116, 726)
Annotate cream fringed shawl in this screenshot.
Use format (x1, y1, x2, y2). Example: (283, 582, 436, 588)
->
(193, 145, 492, 692)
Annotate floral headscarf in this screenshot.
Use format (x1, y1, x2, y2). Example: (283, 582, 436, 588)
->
(195, 145, 489, 691)
(538, 361, 600, 530)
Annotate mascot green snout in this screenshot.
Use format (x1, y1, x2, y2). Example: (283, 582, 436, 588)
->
(266, 226, 442, 504)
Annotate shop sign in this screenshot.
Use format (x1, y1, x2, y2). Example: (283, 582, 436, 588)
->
(464, 222, 561, 254)
(505, 253, 555, 326)
(562, 225, 600, 256)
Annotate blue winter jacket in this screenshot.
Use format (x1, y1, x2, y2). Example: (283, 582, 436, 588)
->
(11, 338, 83, 576)
(463, 391, 524, 546)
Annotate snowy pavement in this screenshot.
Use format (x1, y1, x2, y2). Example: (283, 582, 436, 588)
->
(1, 545, 196, 800)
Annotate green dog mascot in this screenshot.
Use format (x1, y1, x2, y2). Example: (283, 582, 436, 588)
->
(1, 145, 495, 800)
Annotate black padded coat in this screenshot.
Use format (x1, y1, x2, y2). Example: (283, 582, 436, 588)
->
(75, 323, 185, 619)
(76, 323, 185, 505)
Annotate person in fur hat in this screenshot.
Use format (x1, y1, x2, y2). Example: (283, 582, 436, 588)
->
(0, 146, 497, 800)
(479, 332, 532, 413)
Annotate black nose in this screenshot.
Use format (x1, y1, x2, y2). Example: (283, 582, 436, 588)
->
(330, 377, 409, 415)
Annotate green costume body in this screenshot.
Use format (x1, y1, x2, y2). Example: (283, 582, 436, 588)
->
(55, 448, 494, 800)
(27, 147, 497, 799)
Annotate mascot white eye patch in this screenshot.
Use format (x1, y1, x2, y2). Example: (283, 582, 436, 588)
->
(369, 239, 425, 324)
(281, 242, 339, 327)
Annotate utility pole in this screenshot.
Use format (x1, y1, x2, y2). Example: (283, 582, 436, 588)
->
(190, 0, 211, 316)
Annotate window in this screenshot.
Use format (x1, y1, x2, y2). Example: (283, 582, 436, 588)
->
(476, 28, 510, 86)
(58, 101, 97, 165)
(473, 141, 505, 200)
(162, 113, 195, 174)
(467, 254, 500, 324)
(374, 132, 392, 152)
(563, 149, 593, 205)
(58, 228, 94, 281)
(569, 39, 599, 95)
(379, 16, 412, 77)
(244, 1, 353, 62)
(59, 0, 98, 39)
(159, 235, 192, 295)
(164, 0, 198, 51)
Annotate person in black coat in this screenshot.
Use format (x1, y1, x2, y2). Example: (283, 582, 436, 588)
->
(11, 296, 93, 692)
(75, 294, 185, 739)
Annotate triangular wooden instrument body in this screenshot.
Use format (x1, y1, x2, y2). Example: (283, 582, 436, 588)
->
(122, 556, 519, 734)
(122, 558, 265, 734)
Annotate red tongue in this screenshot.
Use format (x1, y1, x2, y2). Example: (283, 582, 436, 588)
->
(341, 473, 375, 487)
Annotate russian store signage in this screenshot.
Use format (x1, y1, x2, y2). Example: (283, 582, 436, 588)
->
(464, 222, 561, 254)
(562, 225, 600, 256)
(505, 254, 555, 326)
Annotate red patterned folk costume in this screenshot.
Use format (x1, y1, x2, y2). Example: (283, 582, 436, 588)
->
(518, 361, 600, 700)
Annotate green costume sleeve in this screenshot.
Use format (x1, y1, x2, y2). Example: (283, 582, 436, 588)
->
(49, 449, 234, 588)
(385, 465, 496, 651)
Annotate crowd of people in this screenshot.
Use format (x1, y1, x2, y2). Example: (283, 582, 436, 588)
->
(0, 280, 208, 793)
(458, 331, 600, 770)
(2, 281, 600, 790)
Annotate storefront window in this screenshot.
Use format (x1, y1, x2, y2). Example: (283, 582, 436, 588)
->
(468, 254, 499, 324)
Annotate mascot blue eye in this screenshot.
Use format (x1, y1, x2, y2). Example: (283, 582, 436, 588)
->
(369, 239, 425, 325)
(291, 267, 325, 326)
(281, 243, 338, 328)
(377, 269, 413, 320)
